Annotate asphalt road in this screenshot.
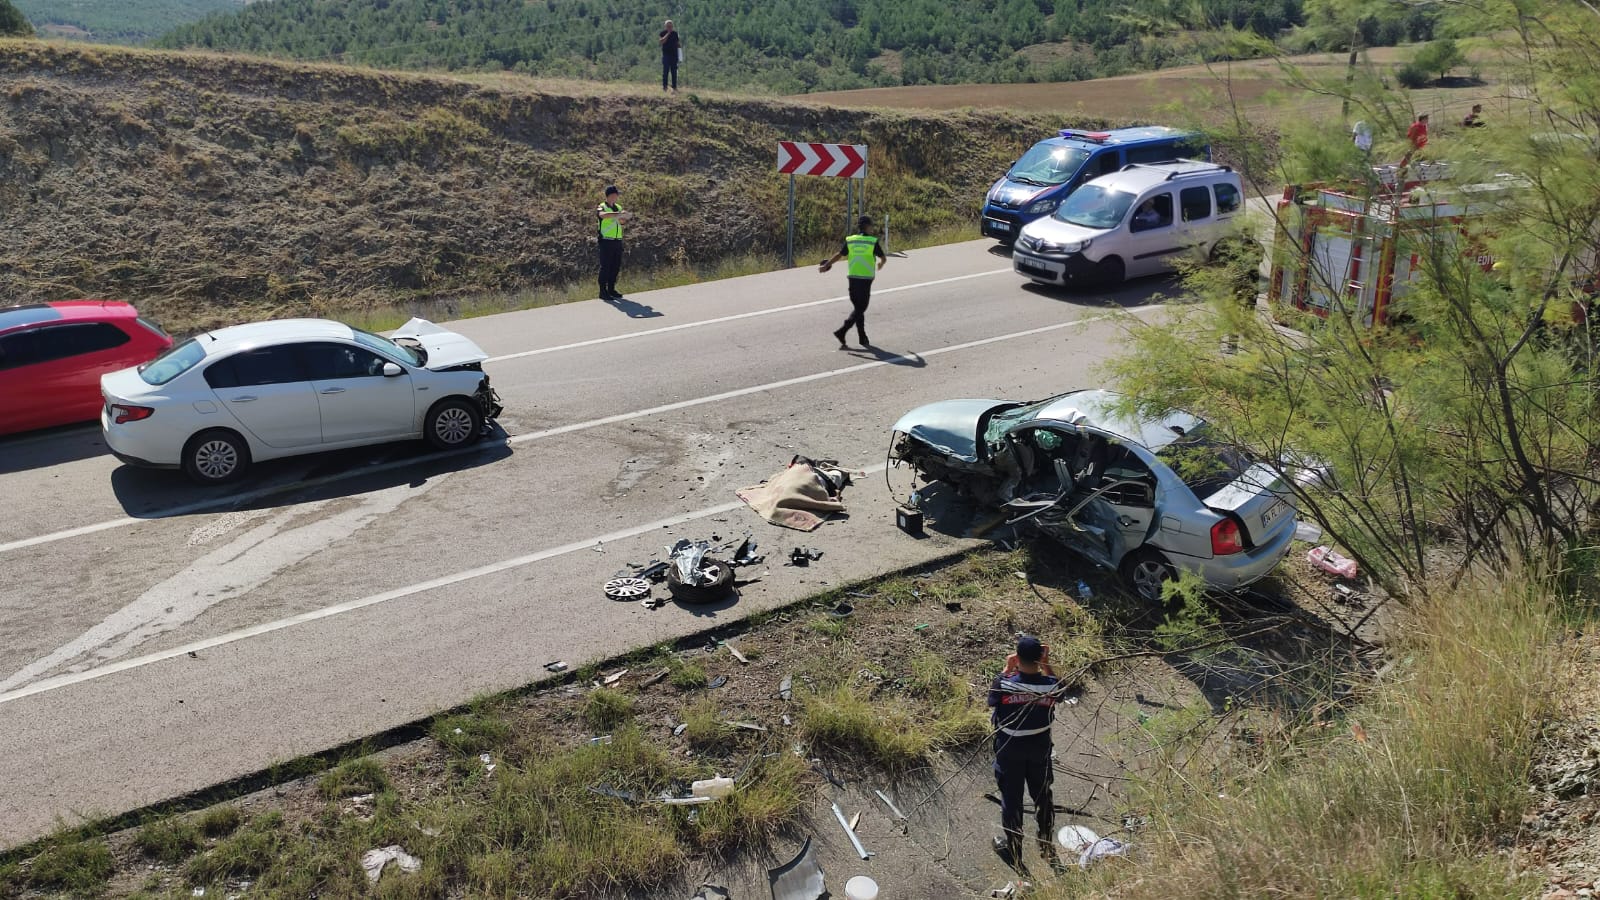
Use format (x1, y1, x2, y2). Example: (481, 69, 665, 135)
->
(0, 239, 1185, 847)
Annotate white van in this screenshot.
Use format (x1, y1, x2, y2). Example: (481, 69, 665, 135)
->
(1012, 160, 1246, 286)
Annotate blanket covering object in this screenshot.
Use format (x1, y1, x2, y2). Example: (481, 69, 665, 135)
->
(736, 455, 854, 531)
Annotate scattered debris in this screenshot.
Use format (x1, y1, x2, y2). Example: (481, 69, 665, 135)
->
(782, 714, 792, 726)
(777, 674, 793, 701)
(667, 539, 738, 602)
(725, 643, 749, 664)
(635, 561, 670, 582)
(602, 669, 630, 685)
(360, 845, 421, 884)
(603, 576, 652, 602)
(810, 760, 845, 788)
(1308, 545, 1359, 579)
(691, 776, 736, 799)
(844, 875, 881, 900)
(828, 601, 854, 618)
(1294, 520, 1324, 543)
(723, 720, 768, 732)
(660, 795, 716, 806)
(944, 601, 963, 612)
(708, 674, 728, 689)
(831, 802, 873, 859)
(1078, 836, 1131, 868)
(543, 661, 568, 673)
(847, 811, 861, 831)
(731, 534, 765, 566)
(788, 546, 825, 565)
(478, 753, 495, 776)
(587, 735, 613, 745)
(641, 668, 671, 687)
(990, 881, 1032, 898)
(673, 723, 689, 736)
(874, 788, 908, 821)
(768, 836, 826, 900)
(589, 784, 644, 803)
(895, 502, 924, 535)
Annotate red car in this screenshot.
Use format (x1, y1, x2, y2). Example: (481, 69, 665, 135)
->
(0, 301, 173, 435)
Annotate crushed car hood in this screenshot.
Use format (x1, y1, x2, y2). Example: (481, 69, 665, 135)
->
(893, 399, 1006, 462)
(392, 318, 489, 370)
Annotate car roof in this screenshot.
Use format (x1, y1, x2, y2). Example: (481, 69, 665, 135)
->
(194, 318, 357, 353)
(0, 300, 137, 335)
(1085, 160, 1234, 195)
(1049, 126, 1194, 149)
(1029, 389, 1203, 451)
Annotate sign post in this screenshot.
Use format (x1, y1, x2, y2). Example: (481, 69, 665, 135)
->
(777, 141, 868, 268)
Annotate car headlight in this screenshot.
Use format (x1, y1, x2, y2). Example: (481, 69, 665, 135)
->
(1025, 199, 1059, 216)
(1035, 238, 1089, 255)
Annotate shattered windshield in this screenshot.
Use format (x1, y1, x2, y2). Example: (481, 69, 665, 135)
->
(1055, 185, 1136, 229)
(355, 328, 424, 367)
(983, 397, 1060, 445)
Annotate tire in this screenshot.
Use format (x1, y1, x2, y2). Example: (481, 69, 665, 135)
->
(1118, 548, 1176, 603)
(424, 397, 483, 450)
(666, 557, 736, 603)
(1098, 256, 1126, 286)
(182, 429, 251, 485)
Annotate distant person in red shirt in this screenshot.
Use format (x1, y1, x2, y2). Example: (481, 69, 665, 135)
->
(1407, 113, 1429, 150)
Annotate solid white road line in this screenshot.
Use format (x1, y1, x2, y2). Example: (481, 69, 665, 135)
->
(483, 268, 1013, 363)
(0, 463, 887, 705)
(0, 305, 1153, 557)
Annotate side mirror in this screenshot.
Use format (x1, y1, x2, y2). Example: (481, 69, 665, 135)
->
(382, 362, 403, 377)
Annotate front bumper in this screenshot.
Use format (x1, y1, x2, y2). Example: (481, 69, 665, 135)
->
(982, 212, 1022, 241)
(1012, 249, 1100, 286)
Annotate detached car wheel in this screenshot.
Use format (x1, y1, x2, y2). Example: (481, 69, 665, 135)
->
(1119, 548, 1176, 603)
(666, 557, 736, 603)
(183, 429, 250, 485)
(425, 398, 483, 450)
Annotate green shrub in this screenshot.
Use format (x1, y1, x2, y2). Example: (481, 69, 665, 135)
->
(186, 811, 287, 883)
(196, 805, 241, 838)
(134, 816, 204, 863)
(26, 836, 114, 893)
(317, 756, 390, 800)
(1395, 62, 1431, 88)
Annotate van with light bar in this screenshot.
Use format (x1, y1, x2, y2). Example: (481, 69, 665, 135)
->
(981, 126, 1208, 244)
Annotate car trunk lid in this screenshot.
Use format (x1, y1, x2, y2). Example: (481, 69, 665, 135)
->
(1202, 462, 1295, 547)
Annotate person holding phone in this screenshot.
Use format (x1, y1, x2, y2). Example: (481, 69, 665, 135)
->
(988, 633, 1061, 872)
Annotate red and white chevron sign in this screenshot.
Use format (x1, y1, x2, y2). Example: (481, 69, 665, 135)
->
(777, 141, 868, 178)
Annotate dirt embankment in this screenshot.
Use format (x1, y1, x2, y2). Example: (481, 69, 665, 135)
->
(0, 41, 1071, 333)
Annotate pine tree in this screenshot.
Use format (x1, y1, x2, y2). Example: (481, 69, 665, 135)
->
(0, 0, 35, 37)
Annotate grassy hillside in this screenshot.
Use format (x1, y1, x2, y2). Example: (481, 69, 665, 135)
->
(12, 0, 242, 43)
(0, 40, 1070, 334)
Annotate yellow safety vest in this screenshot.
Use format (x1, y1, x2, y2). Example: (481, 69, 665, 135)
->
(845, 233, 878, 278)
(598, 203, 623, 240)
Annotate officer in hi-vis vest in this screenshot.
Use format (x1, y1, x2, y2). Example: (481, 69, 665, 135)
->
(819, 215, 887, 349)
(596, 185, 631, 301)
(987, 633, 1062, 873)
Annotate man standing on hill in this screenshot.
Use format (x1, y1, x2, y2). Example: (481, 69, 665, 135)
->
(658, 20, 680, 93)
(596, 185, 630, 301)
(988, 633, 1060, 873)
(819, 215, 887, 349)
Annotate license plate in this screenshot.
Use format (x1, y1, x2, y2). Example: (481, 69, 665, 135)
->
(1017, 257, 1049, 273)
(1260, 499, 1287, 526)
(990, 221, 1011, 232)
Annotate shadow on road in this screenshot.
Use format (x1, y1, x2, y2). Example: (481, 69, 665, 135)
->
(0, 424, 108, 474)
(603, 295, 663, 319)
(107, 426, 516, 520)
(843, 344, 927, 368)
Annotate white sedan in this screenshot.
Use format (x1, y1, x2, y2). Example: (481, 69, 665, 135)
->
(102, 318, 502, 484)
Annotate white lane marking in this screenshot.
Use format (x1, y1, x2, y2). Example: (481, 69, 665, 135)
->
(504, 307, 1155, 446)
(0, 305, 1152, 557)
(0, 479, 441, 694)
(483, 268, 1013, 363)
(0, 463, 872, 705)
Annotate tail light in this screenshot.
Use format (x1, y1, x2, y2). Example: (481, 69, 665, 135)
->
(1210, 517, 1244, 555)
(110, 404, 154, 424)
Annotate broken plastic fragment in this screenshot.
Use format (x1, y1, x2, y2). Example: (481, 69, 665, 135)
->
(360, 845, 421, 884)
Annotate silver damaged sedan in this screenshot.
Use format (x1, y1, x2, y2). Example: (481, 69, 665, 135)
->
(890, 389, 1297, 601)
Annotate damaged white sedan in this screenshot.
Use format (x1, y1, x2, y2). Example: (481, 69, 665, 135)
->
(102, 317, 502, 484)
(890, 389, 1297, 601)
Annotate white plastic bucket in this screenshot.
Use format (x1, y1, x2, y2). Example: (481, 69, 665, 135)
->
(844, 875, 880, 900)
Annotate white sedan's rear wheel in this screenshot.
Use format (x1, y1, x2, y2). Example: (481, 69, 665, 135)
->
(182, 430, 250, 485)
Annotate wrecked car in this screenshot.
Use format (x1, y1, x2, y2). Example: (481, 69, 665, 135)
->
(889, 389, 1297, 601)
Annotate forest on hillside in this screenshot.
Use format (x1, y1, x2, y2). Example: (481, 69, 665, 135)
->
(156, 0, 1441, 93)
(11, 0, 241, 42)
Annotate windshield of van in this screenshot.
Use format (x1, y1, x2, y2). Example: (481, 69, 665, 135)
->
(1054, 184, 1137, 229)
(1008, 143, 1091, 187)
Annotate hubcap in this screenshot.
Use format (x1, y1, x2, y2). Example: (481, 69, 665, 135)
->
(1132, 561, 1168, 600)
(194, 439, 238, 480)
(435, 407, 474, 445)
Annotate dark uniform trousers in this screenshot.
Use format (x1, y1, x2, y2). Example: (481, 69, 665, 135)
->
(994, 730, 1054, 844)
(841, 276, 873, 341)
(598, 237, 623, 296)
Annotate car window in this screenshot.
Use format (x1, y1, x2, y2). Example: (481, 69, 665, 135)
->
(1009, 143, 1092, 186)
(1155, 430, 1253, 500)
(1130, 193, 1174, 232)
(1180, 186, 1213, 222)
(206, 345, 308, 389)
(1216, 182, 1242, 214)
(301, 342, 389, 380)
(140, 338, 207, 385)
(1097, 449, 1156, 508)
(351, 328, 422, 367)
(1126, 143, 1182, 165)
(1055, 185, 1137, 230)
(0, 322, 128, 369)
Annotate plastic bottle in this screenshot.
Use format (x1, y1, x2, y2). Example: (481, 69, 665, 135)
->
(1076, 579, 1092, 600)
(690, 776, 735, 799)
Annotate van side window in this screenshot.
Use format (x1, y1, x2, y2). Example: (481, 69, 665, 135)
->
(1216, 182, 1242, 214)
(1131, 193, 1174, 232)
(1092, 151, 1122, 177)
(1180, 186, 1213, 222)
(1126, 143, 1182, 166)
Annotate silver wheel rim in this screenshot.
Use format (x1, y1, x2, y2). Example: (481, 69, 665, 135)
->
(194, 439, 238, 480)
(1131, 560, 1168, 600)
(435, 406, 474, 445)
